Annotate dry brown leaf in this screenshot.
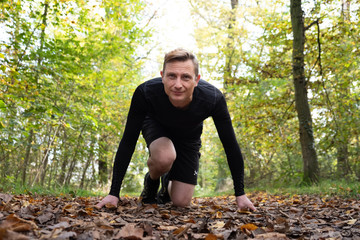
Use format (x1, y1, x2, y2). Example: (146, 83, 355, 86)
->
(116, 224, 144, 240)
(94, 218, 114, 230)
(5, 214, 37, 230)
(105, 203, 117, 210)
(183, 218, 196, 223)
(62, 204, 76, 214)
(157, 225, 178, 231)
(254, 232, 289, 239)
(238, 210, 252, 214)
(0, 229, 29, 240)
(204, 233, 217, 240)
(172, 226, 185, 235)
(0, 193, 13, 203)
(1, 193, 359, 239)
(37, 212, 54, 224)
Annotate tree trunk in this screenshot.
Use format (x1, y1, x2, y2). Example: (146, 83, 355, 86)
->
(64, 125, 86, 185)
(35, 0, 48, 83)
(80, 139, 95, 189)
(356, 135, 360, 181)
(215, 164, 228, 192)
(336, 143, 349, 177)
(290, 0, 319, 184)
(48, 145, 57, 188)
(22, 129, 33, 185)
(29, 0, 49, 187)
(98, 135, 109, 185)
(58, 129, 69, 185)
(98, 157, 108, 185)
(224, 0, 238, 88)
(335, 0, 351, 178)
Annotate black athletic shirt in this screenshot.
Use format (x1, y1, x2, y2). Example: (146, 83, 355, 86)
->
(109, 77, 245, 197)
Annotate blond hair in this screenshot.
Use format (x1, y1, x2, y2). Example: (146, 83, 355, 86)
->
(163, 48, 199, 76)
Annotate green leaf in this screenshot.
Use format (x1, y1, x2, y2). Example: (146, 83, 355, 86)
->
(0, 100, 6, 109)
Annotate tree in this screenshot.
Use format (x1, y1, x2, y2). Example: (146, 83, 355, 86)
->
(290, 0, 319, 184)
(0, 0, 152, 191)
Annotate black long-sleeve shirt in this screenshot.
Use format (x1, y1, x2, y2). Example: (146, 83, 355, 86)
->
(109, 77, 245, 197)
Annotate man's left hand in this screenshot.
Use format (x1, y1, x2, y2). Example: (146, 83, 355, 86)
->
(236, 194, 257, 211)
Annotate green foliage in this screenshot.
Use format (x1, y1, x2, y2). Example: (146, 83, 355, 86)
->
(0, 0, 151, 193)
(0, 0, 359, 197)
(189, 0, 360, 193)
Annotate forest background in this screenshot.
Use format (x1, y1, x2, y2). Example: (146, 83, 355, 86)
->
(0, 0, 359, 198)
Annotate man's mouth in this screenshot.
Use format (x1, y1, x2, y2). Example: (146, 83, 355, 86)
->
(172, 91, 183, 95)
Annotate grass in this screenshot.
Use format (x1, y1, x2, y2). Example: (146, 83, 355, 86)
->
(248, 179, 360, 199)
(194, 179, 360, 199)
(1, 183, 104, 198)
(1, 179, 359, 199)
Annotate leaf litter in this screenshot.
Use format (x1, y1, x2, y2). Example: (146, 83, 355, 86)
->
(0, 192, 359, 239)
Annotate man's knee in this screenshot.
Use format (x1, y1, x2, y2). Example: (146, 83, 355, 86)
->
(149, 137, 176, 166)
(169, 181, 194, 207)
(172, 195, 192, 207)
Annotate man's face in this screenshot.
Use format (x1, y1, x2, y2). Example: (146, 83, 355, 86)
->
(161, 60, 201, 109)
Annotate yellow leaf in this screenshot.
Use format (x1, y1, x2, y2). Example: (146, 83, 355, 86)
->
(348, 219, 357, 225)
(212, 221, 225, 229)
(238, 210, 251, 214)
(240, 223, 258, 232)
(215, 211, 222, 218)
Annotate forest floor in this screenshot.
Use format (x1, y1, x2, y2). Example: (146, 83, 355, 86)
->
(0, 192, 359, 240)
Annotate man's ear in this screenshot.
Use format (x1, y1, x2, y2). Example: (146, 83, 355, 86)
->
(195, 74, 201, 86)
(161, 71, 165, 84)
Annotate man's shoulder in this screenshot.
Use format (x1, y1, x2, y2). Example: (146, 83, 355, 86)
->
(196, 79, 223, 100)
(139, 77, 162, 88)
(137, 77, 164, 98)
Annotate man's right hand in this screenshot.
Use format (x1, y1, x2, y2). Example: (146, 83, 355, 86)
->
(95, 195, 119, 209)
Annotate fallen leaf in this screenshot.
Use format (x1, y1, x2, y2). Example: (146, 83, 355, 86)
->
(173, 227, 185, 235)
(214, 211, 222, 219)
(158, 225, 178, 231)
(347, 219, 357, 225)
(0, 193, 13, 203)
(211, 221, 225, 229)
(37, 212, 54, 224)
(240, 223, 258, 232)
(205, 233, 217, 240)
(254, 232, 289, 239)
(105, 203, 117, 210)
(115, 224, 144, 240)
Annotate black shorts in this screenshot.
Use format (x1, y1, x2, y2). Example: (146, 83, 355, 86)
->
(142, 116, 201, 185)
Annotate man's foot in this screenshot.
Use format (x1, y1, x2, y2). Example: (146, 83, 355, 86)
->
(140, 172, 160, 204)
(157, 173, 171, 204)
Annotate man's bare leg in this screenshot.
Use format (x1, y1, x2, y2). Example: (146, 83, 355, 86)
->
(168, 180, 195, 207)
(146, 137, 195, 207)
(147, 137, 176, 180)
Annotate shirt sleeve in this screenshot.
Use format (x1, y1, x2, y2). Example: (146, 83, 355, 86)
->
(109, 86, 147, 198)
(211, 93, 245, 196)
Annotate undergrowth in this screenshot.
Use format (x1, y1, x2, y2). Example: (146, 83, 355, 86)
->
(1, 179, 359, 199)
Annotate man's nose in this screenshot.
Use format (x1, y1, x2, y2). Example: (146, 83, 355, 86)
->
(174, 78, 182, 88)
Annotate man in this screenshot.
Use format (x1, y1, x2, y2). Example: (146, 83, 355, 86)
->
(96, 48, 256, 210)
